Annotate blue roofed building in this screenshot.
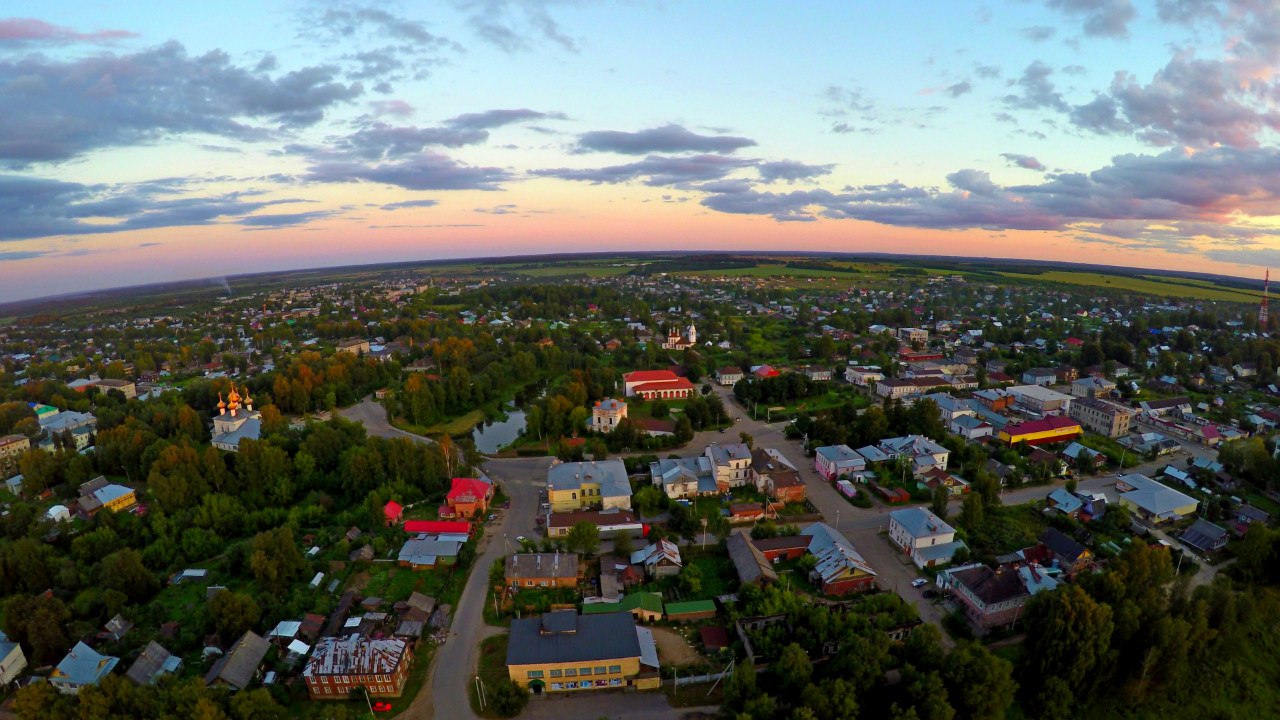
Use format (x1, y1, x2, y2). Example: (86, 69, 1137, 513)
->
(51, 642, 118, 694)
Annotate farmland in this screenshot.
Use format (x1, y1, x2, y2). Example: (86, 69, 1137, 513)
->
(997, 270, 1260, 303)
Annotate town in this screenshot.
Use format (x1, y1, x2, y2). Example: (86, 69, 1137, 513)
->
(0, 254, 1277, 720)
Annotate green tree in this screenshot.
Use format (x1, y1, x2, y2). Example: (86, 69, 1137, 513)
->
(957, 492, 984, 533)
(1021, 584, 1114, 707)
(564, 521, 600, 556)
(771, 643, 813, 695)
(941, 643, 1016, 720)
(488, 679, 529, 717)
(612, 531, 634, 557)
(210, 590, 261, 641)
(931, 486, 950, 521)
(900, 665, 955, 720)
(101, 548, 159, 603)
(248, 527, 307, 595)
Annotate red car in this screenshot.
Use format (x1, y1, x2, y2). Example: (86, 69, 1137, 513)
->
(372, 701, 393, 712)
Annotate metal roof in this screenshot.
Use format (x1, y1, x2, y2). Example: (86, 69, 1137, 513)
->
(506, 612, 641, 666)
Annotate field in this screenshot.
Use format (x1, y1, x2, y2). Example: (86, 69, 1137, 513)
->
(998, 270, 1260, 303)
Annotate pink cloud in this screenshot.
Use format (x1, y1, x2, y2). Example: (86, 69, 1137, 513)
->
(0, 17, 137, 45)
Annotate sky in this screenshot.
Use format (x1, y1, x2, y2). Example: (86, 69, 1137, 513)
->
(2, 1, 1280, 302)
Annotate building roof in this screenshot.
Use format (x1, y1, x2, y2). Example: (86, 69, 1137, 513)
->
(915, 540, 967, 563)
(664, 599, 717, 615)
(546, 507, 642, 530)
(548, 460, 631, 500)
(631, 539, 682, 568)
(398, 536, 464, 565)
(950, 565, 1029, 606)
(506, 553, 579, 580)
(889, 507, 955, 539)
(92, 484, 133, 507)
(581, 592, 665, 616)
(1041, 527, 1089, 564)
(303, 635, 409, 677)
(1047, 488, 1084, 515)
(1181, 519, 1228, 552)
(707, 443, 752, 464)
(1139, 396, 1192, 411)
(507, 612, 641, 666)
(1003, 416, 1082, 437)
(125, 641, 180, 685)
(726, 532, 778, 585)
(383, 501, 403, 520)
(204, 631, 269, 690)
(595, 398, 627, 412)
(1008, 385, 1073, 403)
(815, 445, 863, 464)
(801, 522, 876, 582)
(447, 477, 492, 503)
(1116, 473, 1198, 519)
(53, 642, 118, 687)
(403, 520, 471, 534)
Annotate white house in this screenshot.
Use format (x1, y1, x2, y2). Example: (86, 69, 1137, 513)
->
(845, 366, 884, 386)
(813, 445, 866, 481)
(887, 507, 966, 568)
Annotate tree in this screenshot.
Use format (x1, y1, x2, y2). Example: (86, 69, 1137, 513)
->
(740, 431, 755, 449)
(612, 531, 634, 557)
(931, 486, 950, 521)
(249, 527, 307, 595)
(101, 548, 159, 603)
(901, 624, 946, 673)
(210, 590, 261, 641)
(957, 492, 984, 533)
(1021, 584, 1114, 707)
(2, 594, 70, 665)
(771, 643, 813, 695)
(564, 521, 600, 555)
(941, 643, 1017, 720)
(900, 665, 955, 720)
(677, 563, 703, 596)
(488, 679, 529, 717)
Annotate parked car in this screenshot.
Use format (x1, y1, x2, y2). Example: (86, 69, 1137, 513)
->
(372, 702, 393, 712)
(516, 535, 529, 544)
(487, 513, 498, 521)
(911, 578, 927, 588)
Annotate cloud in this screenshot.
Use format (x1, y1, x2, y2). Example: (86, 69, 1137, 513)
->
(446, 108, 566, 130)
(756, 160, 835, 183)
(0, 17, 136, 46)
(1043, 0, 1135, 38)
(533, 154, 755, 186)
(975, 65, 1002, 79)
(0, 175, 321, 240)
(1001, 153, 1047, 171)
(475, 204, 518, 214)
(1004, 61, 1068, 111)
(0, 41, 361, 167)
(453, 0, 580, 52)
(1022, 25, 1057, 41)
(368, 100, 415, 118)
(0, 250, 50, 262)
(236, 210, 333, 228)
(381, 199, 439, 210)
(946, 81, 973, 97)
(575, 124, 756, 155)
(305, 152, 511, 190)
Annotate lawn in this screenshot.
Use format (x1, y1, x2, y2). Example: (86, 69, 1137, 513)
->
(471, 633, 512, 718)
(997, 270, 1259, 303)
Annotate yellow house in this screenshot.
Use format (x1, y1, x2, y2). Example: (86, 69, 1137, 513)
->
(506, 611, 658, 694)
(546, 461, 632, 512)
(94, 484, 137, 513)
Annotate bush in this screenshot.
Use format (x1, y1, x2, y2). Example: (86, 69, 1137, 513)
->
(489, 679, 529, 717)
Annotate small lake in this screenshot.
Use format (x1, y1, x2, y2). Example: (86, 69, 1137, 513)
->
(471, 409, 527, 453)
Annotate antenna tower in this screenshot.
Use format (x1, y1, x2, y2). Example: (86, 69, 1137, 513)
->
(1261, 269, 1271, 327)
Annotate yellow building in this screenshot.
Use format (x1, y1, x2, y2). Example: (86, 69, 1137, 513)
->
(0, 434, 30, 474)
(546, 461, 632, 512)
(997, 417, 1083, 446)
(506, 612, 658, 694)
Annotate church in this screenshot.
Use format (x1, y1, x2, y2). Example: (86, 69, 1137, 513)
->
(211, 385, 262, 452)
(661, 322, 696, 351)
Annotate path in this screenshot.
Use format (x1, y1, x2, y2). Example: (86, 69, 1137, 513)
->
(338, 395, 434, 444)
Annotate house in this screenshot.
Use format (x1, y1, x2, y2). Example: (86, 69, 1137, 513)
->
(1038, 528, 1094, 576)
(1055, 366, 1080, 383)
(1138, 396, 1193, 417)
(204, 631, 270, 691)
(649, 456, 720, 498)
(726, 531, 778, 586)
(77, 481, 137, 515)
(0, 634, 27, 685)
(631, 539, 682, 578)
(398, 535, 465, 569)
(945, 565, 1031, 630)
(706, 443, 754, 488)
(1022, 368, 1056, 386)
(444, 476, 494, 519)
(949, 414, 994, 440)
(1007, 385, 1073, 413)
(751, 364, 780, 379)
(337, 339, 371, 355)
(1233, 505, 1270, 535)
(751, 535, 812, 562)
(767, 470, 806, 503)
(845, 366, 884, 386)
(801, 366, 832, 382)
(801, 522, 878, 594)
(974, 389, 1013, 411)
(888, 507, 966, 568)
(506, 553, 579, 589)
(1071, 376, 1116, 398)
(999, 417, 1083, 446)
(383, 501, 403, 527)
(814, 445, 866, 481)
(0, 434, 30, 473)
(125, 641, 181, 685)
(591, 399, 628, 433)
(545, 508, 644, 539)
(664, 600, 718, 622)
(1069, 397, 1133, 438)
(878, 435, 950, 475)
(621, 370, 694, 399)
(51, 642, 118, 694)
(898, 327, 929, 344)
(1045, 487, 1083, 517)
(716, 367, 744, 386)
(1233, 362, 1258, 379)
(580, 592, 665, 622)
(920, 393, 976, 422)
(506, 611, 652, 693)
(920, 467, 970, 495)
(1114, 473, 1199, 523)
(1181, 519, 1229, 554)
(548, 460, 632, 511)
(876, 378, 923, 400)
(304, 635, 413, 699)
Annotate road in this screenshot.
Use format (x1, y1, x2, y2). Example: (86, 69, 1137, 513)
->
(409, 456, 552, 720)
(338, 395, 434, 444)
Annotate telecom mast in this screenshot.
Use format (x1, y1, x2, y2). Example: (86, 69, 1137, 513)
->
(1261, 269, 1271, 327)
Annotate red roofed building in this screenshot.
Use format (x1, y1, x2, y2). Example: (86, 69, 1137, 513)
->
(622, 370, 695, 399)
(751, 364, 780, 379)
(383, 501, 403, 527)
(445, 477, 494, 519)
(999, 416, 1083, 446)
(403, 520, 472, 535)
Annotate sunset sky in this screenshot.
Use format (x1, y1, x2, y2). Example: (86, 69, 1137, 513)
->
(3, 1, 1280, 301)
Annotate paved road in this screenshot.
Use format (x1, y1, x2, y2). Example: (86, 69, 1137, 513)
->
(412, 456, 552, 720)
(339, 395, 434, 444)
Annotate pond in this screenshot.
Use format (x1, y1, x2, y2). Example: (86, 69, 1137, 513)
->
(470, 409, 527, 453)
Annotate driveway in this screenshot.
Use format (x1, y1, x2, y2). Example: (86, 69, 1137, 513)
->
(851, 527, 953, 645)
(338, 395, 434, 444)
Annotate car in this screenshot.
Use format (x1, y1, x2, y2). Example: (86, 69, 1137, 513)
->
(910, 578, 927, 588)
(487, 513, 498, 521)
(719, 428, 726, 433)
(516, 535, 529, 544)
(371, 702, 393, 712)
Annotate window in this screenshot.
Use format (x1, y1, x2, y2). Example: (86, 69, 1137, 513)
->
(579, 667, 591, 676)
(324, 687, 331, 695)
(549, 669, 562, 678)
(564, 669, 576, 677)
(527, 670, 544, 679)
(608, 665, 621, 673)
(595, 666, 607, 675)
(540, 580, 548, 587)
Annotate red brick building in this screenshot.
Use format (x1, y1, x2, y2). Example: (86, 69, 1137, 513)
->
(303, 635, 412, 699)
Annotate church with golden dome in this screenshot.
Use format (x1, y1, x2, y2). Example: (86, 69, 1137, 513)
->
(211, 384, 263, 452)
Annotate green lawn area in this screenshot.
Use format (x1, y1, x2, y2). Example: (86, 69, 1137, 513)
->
(510, 264, 632, 278)
(394, 408, 487, 436)
(471, 633, 511, 718)
(998, 270, 1258, 303)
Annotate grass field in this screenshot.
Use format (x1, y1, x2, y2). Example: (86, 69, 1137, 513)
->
(998, 270, 1259, 303)
(507, 264, 634, 278)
